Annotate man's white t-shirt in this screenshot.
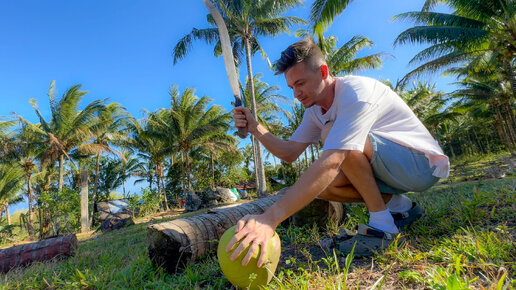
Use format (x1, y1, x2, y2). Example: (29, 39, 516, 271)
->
(289, 76, 450, 178)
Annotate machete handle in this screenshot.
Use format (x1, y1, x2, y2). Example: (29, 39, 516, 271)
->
(234, 97, 248, 138)
(237, 127, 248, 138)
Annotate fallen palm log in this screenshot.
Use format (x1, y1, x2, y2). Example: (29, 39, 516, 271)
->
(290, 198, 345, 228)
(0, 234, 78, 273)
(147, 190, 344, 273)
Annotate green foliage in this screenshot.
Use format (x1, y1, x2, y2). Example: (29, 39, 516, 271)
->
(134, 188, 161, 217)
(37, 188, 81, 235)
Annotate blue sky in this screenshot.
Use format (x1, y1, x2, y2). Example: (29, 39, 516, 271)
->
(1, 0, 453, 214)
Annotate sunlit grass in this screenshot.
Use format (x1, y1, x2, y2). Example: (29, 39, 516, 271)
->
(1, 153, 515, 289)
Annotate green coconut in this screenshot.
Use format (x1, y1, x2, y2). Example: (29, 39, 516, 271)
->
(217, 225, 281, 289)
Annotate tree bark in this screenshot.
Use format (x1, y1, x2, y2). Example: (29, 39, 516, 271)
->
(93, 153, 100, 205)
(58, 155, 64, 192)
(26, 172, 35, 239)
(447, 136, 456, 159)
(185, 152, 192, 191)
(244, 38, 267, 197)
(504, 61, 516, 100)
(494, 108, 513, 152)
(80, 168, 89, 233)
(0, 234, 77, 273)
(147, 191, 344, 274)
(5, 203, 10, 225)
(211, 153, 215, 189)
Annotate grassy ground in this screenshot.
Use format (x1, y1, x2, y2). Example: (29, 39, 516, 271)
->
(1, 153, 515, 289)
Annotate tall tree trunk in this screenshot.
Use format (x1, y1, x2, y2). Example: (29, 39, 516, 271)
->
(26, 173, 35, 239)
(122, 180, 126, 196)
(80, 168, 89, 233)
(91, 153, 101, 225)
(472, 129, 485, 154)
(466, 131, 474, 155)
(494, 108, 514, 152)
(180, 153, 185, 194)
(504, 60, 516, 100)
(58, 155, 64, 192)
(156, 165, 162, 196)
(503, 102, 516, 146)
(244, 38, 267, 197)
(93, 153, 100, 202)
(211, 153, 215, 189)
(5, 203, 10, 225)
(157, 164, 169, 212)
(185, 151, 192, 191)
(304, 150, 309, 168)
(447, 136, 456, 159)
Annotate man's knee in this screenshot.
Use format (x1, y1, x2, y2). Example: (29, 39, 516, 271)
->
(342, 150, 370, 168)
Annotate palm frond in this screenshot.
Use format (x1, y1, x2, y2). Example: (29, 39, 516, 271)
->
(310, 0, 353, 31)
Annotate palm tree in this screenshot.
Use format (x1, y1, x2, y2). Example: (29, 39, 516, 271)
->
(16, 81, 105, 192)
(192, 133, 238, 189)
(0, 164, 24, 226)
(150, 86, 232, 191)
(118, 151, 146, 197)
(393, 0, 516, 95)
(173, 0, 305, 196)
(77, 102, 129, 210)
(450, 64, 516, 151)
(128, 115, 169, 210)
(13, 126, 43, 239)
(309, 0, 355, 44)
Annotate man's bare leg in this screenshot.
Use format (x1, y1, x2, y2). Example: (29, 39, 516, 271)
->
(318, 171, 392, 204)
(319, 136, 392, 208)
(318, 135, 399, 234)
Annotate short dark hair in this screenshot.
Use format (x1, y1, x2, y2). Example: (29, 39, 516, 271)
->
(274, 38, 326, 75)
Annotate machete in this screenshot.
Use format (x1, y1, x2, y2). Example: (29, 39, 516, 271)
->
(201, 0, 247, 138)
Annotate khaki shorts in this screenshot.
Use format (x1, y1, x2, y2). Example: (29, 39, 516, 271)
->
(369, 133, 440, 194)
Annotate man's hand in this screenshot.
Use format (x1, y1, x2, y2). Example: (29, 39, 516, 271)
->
(232, 106, 258, 134)
(225, 214, 276, 267)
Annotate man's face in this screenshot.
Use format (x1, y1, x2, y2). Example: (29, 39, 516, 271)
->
(285, 61, 324, 108)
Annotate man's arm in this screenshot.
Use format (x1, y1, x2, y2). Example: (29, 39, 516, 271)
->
(226, 149, 348, 267)
(233, 106, 309, 162)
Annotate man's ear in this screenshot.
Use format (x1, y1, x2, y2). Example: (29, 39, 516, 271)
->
(320, 65, 329, 79)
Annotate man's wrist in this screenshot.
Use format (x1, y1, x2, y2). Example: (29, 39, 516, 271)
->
(250, 123, 266, 139)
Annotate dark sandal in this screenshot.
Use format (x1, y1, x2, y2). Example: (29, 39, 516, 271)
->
(338, 224, 401, 257)
(392, 202, 424, 230)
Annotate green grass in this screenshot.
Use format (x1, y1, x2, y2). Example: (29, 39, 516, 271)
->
(1, 153, 515, 289)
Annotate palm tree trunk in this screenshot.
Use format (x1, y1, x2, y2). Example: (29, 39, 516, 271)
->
(503, 102, 516, 147)
(447, 136, 456, 159)
(5, 202, 11, 225)
(147, 194, 343, 274)
(185, 151, 192, 191)
(244, 38, 267, 197)
(58, 155, 64, 192)
(93, 153, 100, 199)
(91, 152, 101, 223)
(156, 166, 162, 196)
(157, 164, 169, 212)
(493, 107, 514, 152)
(504, 61, 516, 100)
(472, 129, 485, 154)
(26, 173, 35, 239)
(80, 167, 89, 233)
(211, 153, 215, 189)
